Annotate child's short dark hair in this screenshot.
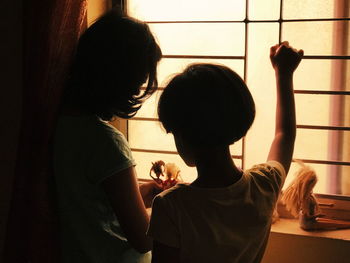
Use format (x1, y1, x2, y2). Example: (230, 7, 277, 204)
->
(158, 63, 255, 147)
(64, 9, 162, 120)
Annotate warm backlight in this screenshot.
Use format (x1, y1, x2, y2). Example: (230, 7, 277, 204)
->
(127, 0, 350, 196)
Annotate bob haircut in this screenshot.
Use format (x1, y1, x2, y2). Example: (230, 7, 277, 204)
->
(63, 9, 162, 121)
(158, 63, 255, 147)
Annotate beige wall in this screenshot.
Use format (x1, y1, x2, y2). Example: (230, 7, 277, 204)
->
(262, 232, 350, 263)
(87, 0, 112, 26)
(0, 0, 22, 259)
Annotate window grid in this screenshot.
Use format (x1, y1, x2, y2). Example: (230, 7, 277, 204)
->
(126, 0, 350, 188)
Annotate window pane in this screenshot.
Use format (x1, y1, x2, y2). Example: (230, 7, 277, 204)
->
(157, 58, 245, 86)
(295, 94, 350, 127)
(295, 60, 350, 91)
(245, 23, 279, 168)
(135, 91, 160, 118)
(283, 0, 349, 19)
(133, 151, 242, 182)
(294, 129, 350, 163)
(229, 140, 243, 157)
(282, 21, 350, 56)
(128, 0, 246, 21)
(137, 59, 245, 118)
(130, 121, 244, 157)
(285, 162, 350, 196)
(129, 120, 176, 151)
(248, 0, 280, 20)
(133, 151, 197, 181)
(149, 23, 245, 56)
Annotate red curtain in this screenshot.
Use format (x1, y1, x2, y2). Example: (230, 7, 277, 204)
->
(4, 1, 87, 262)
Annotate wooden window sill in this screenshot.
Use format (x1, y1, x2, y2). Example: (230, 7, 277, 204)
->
(271, 218, 350, 242)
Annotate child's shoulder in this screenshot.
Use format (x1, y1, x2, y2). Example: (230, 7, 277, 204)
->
(245, 161, 285, 177)
(244, 161, 287, 192)
(157, 183, 189, 199)
(91, 116, 125, 139)
(62, 114, 127, 146)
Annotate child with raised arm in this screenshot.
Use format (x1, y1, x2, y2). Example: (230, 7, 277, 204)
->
(147, 42, 303, 263)
(53, 9, 162, 263)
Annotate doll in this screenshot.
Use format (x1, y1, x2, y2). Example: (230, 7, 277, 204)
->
(281, 160, 350, 230)
(149, 160, 182, 190)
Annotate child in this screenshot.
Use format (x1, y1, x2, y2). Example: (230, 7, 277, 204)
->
(147, 42, 303, 262)
(53, 9, 162, 263)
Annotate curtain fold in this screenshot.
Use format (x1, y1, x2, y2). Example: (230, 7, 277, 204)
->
(4, 1, 87, 262)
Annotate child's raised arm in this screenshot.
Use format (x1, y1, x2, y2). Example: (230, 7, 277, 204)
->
(267, 41, 303, 174)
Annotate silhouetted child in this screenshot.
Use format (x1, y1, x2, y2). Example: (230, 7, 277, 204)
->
(53, 9, 162, 263)
(148, 42, 303, 263)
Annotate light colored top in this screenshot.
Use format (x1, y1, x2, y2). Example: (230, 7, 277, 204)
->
(147, 161, 286, 263)
(54, 115, 149, 263)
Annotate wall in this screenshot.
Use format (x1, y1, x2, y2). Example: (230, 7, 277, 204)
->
(262, 232, 350, 263)
(87, 0, 111, 26)
(0, 0, 22, 259)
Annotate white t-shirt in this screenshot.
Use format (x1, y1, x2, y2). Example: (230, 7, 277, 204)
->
(147, 161, 286, 263)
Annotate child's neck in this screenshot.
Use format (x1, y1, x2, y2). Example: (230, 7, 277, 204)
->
(190, 146, 242, 188)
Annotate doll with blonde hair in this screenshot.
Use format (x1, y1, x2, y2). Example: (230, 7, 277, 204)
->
(282, 160, 350, 230)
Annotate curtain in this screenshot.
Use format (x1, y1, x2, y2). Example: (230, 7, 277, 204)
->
(4, 0, 87, 262)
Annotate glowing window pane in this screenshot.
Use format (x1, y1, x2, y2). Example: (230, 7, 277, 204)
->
(285, 163, 350, 195)
(295, 94, 331, 127)
(295, 60, 350, 92)
(129, 120, 176, 151)
(133, 151, 242, 182)
(294, 130, 350, 163)
(135, 91, 160, 118)
(157, 58, 245, 87)
(282, 21, 350, 56)
(296, 94, 350, 127)
(127, 0, 246, 21)
(136, 59, 245, 119)
(248, 0, 280, 20)
(130, 119, 244, 157)
(133, 151, 196, 182)
(245, 23, 279, 168)
(283, 0, 348, 19)
(149, 23, 245, 56)
(229, 140, 243, 157)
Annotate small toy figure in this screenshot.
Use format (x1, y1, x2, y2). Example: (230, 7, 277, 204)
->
(281, 160, 350, 230)
(150, 160, 182, 190)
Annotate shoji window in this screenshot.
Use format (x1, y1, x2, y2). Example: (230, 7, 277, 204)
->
(124, 0, 350, 197)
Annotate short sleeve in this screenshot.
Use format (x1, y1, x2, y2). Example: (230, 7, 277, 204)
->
(147, 195, 180, 248)
(86, 125, 136, 184)
(248, 161, 286, 195)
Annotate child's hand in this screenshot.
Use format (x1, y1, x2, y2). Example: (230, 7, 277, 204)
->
(139, 181, 163, 208)
(270, 41, 303, 75)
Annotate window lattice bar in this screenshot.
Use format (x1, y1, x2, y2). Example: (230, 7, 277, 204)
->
(293, 159, 350, 166)
(297, 125, 350, 131)
(162, 55, 245, 59)
(294, 90, 350, 95)
(145, 18, 350, 24)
